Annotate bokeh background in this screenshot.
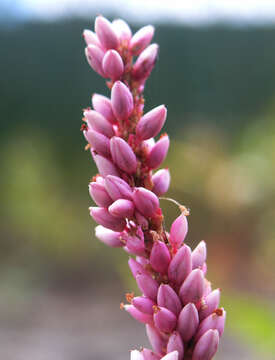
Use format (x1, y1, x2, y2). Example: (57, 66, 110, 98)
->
(1, 1, 275, 359)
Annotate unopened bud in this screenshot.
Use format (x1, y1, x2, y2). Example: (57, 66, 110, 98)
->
(92, 93, 116, 124)
(147, 134, 170, 169)
(169, 214, 188, 249)
(85, 45, 105, 77)
(102, 50, 124, 80)
(110, 136, 137, 174)
(84, 109, 114, 138)
(132, 44, 159, 80)
(95, 15, 119, 50)
(152, 168, 171, 196)
(111, 81, 134, 121)
(95, 225, 124, 247)
(89, 206, 126, 232)
(89, 181, 112, 207)
(179, 269, 205, 305)
(136, 105, 167, 140)
(112, 19, 132, 42)
(150, 241, 171, 274)
(130, 25, 154, 55)
(133, 187, 160, 218)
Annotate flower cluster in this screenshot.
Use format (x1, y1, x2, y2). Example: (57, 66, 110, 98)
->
(81, 16, 226, 360)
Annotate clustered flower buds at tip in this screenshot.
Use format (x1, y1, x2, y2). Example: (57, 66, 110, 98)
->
(81, 15, 225, 360)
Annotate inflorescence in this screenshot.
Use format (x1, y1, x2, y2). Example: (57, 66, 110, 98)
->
(81, 16, 226, 360)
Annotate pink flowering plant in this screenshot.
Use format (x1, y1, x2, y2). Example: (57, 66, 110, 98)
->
(81, 16, 226, 360)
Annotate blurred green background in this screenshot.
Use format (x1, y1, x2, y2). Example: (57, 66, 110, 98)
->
(1, 10, 275, 360)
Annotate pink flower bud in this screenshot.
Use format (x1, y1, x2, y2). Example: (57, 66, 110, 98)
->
(161, 352, 179, 360)
(111, 81, 134, 121)
(89, 181, 113, 207)
(102, 50, 124, 80)
(95, 15, 119, 50)
(85, 45, 105, 77)
(192, 329, 219, 360)
(95, 225, 123, 247)
(177, 303, 199, 342)
(83, 29, 101, 47)
(105, 175, 133, 201)
(95, 175, 105, 185)
(169, 214, 188, 249)
(110, 136, 137, 174)
(132, 296, 155, 315)
(199, 289, 221, 321)
(92, 93, 116, 124)
(202, 262, 207, 275)
(124, 304, 153, 325)
(131, 350, 145, 360)
(150, 241, 171, 274)
(192, 241, 207, 270)
(84, 129, 111, 157)
(141, 348, 161, 360)
(167, 332, 184, 360)
(147, 134, 170, 169)
(89, 206, 126, 232)
(168, 245, 192, 286)
(195, 309, 226, 342)
(136, 255, 150, 266)
(132, 44, 159, 80)
(179, 269, 205, 305)
(204, 280, 212, 297)
(136, 105, 167, 141)
(152, 168, 171, 196)
(153, 306, 177, 333)
(112, 19, 132, 42)
(146, 324, 166, 356)
(157, 284, 181, 316)
(109, 199, 134, 218)
(130, 25, 155, 55)
(142, 138, 155, 153)
(133, 187, 160, 217)
(136, 273, 159, 301)
(123, 234, 145, 256)
(84, 109, 114, 138)
(135, 210, 149, 229)
(128, 257, 148, 278)
(93, 153, 119, 178)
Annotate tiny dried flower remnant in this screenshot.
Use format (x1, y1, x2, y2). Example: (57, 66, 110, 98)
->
(81, 16, 226, 360)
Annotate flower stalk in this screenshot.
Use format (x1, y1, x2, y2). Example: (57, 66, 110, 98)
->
(81, 16, 226, 360)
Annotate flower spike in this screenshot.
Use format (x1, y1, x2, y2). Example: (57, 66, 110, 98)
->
(81, 16, 225, 360)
